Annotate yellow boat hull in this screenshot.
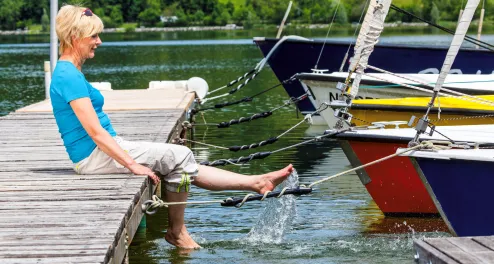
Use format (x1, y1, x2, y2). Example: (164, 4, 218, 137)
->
(350, 95, 494, 127)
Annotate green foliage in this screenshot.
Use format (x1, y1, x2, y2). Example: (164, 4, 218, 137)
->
(138, 0, 162, 27)
(41, 8, 49, 32)
(122, 23, 137, 32)
(2, 0, 493, 31)
(430, 2, 440, 24)
(0, 0, 25, 30)
(334, 3, 348, 24)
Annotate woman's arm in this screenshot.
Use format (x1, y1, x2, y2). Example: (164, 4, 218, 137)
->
(70, 98, 160, 184)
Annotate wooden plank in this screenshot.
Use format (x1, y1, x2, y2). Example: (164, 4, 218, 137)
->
(474, 236, 494, 250)
(0, 256, 105, 264)
(414, 239, 458, 264)
(0, 100, 192, 263)
(426, 238, 485, 263)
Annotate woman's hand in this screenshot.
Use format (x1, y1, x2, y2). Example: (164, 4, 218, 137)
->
(128, 163, 160, 185)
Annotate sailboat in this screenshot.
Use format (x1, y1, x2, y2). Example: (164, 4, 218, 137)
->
(254, 3, 494, 126)
(395, 0, 494, 236)
(336, 124, 494, 216)
(330, 0, 494, 218)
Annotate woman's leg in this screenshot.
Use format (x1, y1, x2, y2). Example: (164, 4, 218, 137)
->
(193, 164, 294, 194)
(164, 191, 200, 249)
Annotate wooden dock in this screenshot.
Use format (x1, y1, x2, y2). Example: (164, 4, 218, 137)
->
(0, 89, 195, 263)
(415, 237, 494, 263)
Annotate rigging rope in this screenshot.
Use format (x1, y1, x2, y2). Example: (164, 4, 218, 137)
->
(314, 0, 342, 69)
(390, 4, 494, 51)
(364, 65, 494, 107)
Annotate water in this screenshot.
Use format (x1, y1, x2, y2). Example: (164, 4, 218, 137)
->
(245, 170, 299, 244)
(0, 30, 470, 263)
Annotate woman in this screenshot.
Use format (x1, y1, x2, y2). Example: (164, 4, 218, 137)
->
(51, 4, 293, 249)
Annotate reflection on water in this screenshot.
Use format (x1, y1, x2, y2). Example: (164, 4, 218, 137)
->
(0, 34, 453, 263)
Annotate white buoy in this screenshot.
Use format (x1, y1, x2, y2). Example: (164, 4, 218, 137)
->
(186, 77, 208, 100)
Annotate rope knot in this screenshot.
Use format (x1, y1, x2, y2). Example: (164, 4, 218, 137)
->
(182, 121, 193, 129)
(142, 195, 168, 215)
(304, 114, 313, 125)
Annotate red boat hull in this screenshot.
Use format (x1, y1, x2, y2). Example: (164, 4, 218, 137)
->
(341, 140, 438, 216)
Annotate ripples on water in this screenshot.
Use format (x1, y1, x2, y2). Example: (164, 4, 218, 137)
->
(0, 33, 460, 263)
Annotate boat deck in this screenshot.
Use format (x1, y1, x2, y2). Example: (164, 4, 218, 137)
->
(0, 89, 195, 263)
(415, 237, 494, 263)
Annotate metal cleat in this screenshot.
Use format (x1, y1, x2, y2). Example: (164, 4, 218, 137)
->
(329, 99, 351, 109)
(334, 109, 353, 123)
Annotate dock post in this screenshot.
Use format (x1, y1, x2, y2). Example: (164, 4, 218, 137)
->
(50, 0, 58, 76)
(44, 61, 51, 99)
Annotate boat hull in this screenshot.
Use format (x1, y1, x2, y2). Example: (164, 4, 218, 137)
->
(349, 107, 494, 127)
(339, 139, 438, 216)
(306, 80, 432, 127)
(411, 157, 494, 236)
(254, 38, 494, 117)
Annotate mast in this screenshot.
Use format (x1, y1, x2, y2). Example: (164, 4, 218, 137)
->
(410, 0, 480, 145)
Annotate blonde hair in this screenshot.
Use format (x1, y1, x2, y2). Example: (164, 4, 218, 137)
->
(56, 4, 104, 54)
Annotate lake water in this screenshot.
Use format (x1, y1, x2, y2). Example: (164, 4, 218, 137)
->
(1, 29, 485, 263)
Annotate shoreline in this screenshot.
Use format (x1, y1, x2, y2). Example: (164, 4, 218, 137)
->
(1, 22, 492, 36)
(0, 25, 245, 35)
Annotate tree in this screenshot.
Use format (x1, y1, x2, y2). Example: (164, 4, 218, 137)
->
(334, 3, 348, 24)
(215, 10, 231, 25)
(41, 8, 49, 32)
(138, 0, 162, 27)
(430, 2, 440, 24)
(109, 5, 124, 26)
(194, 10, 205, 23)
(0, 0, 24, 30)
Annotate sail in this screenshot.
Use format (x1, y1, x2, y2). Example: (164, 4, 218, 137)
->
(347, 0, 392, 99)
(434, 0, 480, 92)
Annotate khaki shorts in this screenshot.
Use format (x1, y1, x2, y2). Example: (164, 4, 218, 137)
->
(74, 136, 198, 193)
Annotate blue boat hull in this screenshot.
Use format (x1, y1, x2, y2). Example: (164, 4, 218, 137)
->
(412, 157, 494, 236)
(254, 38, 494, 114)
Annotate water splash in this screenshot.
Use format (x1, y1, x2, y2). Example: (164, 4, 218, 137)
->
(244, 169, 300, 244)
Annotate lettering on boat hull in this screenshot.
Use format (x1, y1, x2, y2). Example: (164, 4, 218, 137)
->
(329, 92, 375, 101)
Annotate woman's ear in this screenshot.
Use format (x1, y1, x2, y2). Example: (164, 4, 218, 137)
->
(71, 35, 79, 46)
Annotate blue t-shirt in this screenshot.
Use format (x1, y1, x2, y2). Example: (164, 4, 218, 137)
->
(50, 61, 116, 163)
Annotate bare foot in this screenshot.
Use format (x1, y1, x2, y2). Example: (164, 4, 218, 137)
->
(165, 226, 201, 249)
(257, 164, 294, 194)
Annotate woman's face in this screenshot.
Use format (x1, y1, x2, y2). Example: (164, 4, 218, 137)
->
(74, 33, 102, 60)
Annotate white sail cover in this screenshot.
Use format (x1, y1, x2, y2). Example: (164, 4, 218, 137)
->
(348, 0, 392, 98)
(434, 0, 480, 92)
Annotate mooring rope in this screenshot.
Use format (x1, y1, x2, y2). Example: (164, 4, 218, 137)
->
(216, 93, 309, 128)
(141, 141, 440, 213)
(180, 102, 329, 152)
(308, 141, 429, 188)
(193, 77, 295, 114)
(202, 36, 310, 104)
